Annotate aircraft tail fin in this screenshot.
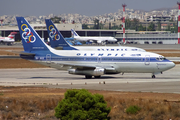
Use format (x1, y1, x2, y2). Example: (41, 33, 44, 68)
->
(16, 17, 49, 52)
(71, 29, 80, 38)
(45, 19, 71, 48)
(8, 32, 17, 39)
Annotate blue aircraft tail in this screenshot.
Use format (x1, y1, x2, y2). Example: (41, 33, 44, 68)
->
(45, 19, 71, 48)
(16, 17, 49, 52)
(71, 29, 79, 37)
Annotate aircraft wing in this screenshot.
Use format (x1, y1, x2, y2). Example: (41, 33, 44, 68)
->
(51, 62, 96, 70)
(85, 39, 100, 43)
(74, 37, 99, 43)
(90, 39, 98, 43)
(51, 62, 116, 71)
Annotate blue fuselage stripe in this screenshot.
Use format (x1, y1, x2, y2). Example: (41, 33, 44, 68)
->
(29, 55, 171, 63)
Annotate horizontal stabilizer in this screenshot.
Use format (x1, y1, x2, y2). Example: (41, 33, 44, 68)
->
(19, 51, 35, 56)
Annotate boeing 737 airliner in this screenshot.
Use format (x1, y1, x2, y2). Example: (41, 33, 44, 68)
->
(71, 29, 117, 44)
(16, 17, 175, 79)
(45, 19, 146, 52)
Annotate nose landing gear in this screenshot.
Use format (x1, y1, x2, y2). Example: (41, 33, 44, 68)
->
(152, 75, 156, 78)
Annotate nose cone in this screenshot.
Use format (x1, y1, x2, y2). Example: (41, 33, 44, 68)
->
(167, 62, 175, 70)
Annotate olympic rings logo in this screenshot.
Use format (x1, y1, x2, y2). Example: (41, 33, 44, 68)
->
(49, 25, 60, 41)
(21, 24, 36, 43)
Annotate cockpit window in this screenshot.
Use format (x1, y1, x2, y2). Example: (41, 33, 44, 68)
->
(156, 56, 166, 61)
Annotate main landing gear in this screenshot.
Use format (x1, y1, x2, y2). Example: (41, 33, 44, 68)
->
(152, 75, 156, 78)
(85, 75, 101, 79)
(94, 76, 101, 78)
(85, 75, 92, 79)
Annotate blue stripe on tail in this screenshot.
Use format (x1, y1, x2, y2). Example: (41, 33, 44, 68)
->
(16, 17, 49, 52)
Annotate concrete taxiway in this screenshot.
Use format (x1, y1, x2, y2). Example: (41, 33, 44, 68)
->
(0, 64, 180, 93)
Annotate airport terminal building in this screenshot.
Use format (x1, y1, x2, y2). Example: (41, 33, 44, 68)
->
(0, 23, 178, 44)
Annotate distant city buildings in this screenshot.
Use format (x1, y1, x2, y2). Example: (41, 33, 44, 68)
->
(0, 6, 178, 29)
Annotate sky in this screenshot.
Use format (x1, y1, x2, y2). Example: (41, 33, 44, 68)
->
(0, 0, 179, 17)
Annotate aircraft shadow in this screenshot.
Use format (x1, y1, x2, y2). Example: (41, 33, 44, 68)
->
(21, 76, 177, 80)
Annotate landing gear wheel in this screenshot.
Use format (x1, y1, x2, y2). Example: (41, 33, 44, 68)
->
(94, 76, 101, 78)
(152, 75, 156, 78)
(85, 75, 92, 79)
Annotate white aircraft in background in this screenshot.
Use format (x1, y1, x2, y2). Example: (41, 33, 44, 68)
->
(71, 29, 117, 44)
(16, 17, 175, 79)
(45, 19, 146, 52)
(0, 32, 17, 45)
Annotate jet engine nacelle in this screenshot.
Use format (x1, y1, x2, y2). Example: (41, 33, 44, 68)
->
(97, 40, 101, 44)
(68, 68, 104, 76)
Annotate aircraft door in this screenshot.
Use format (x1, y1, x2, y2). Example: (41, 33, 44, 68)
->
(46, 54, 51, 64)
(144, 55, 150, 65)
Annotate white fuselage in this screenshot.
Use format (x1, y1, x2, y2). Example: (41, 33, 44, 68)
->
(69, 46, 146, 52)
(0, 37, 15, 43)
(74, 36, 117, 43)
